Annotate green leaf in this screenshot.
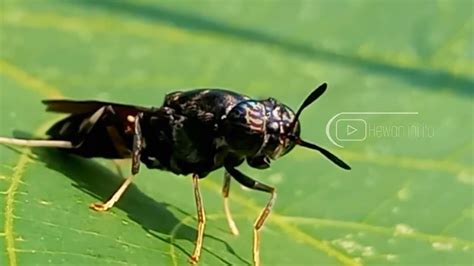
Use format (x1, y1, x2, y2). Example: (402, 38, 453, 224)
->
(1, 1, 472, 265)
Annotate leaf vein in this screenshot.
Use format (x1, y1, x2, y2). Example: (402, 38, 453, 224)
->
(279, 215, 474, 249)
(202, 180, 361, 266)
(13, 248, 134, 265)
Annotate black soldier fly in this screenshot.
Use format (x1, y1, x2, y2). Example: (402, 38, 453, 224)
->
(0, 82, 350, 265)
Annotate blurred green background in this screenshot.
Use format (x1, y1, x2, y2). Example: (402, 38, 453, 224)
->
(0, 0, 473, 265)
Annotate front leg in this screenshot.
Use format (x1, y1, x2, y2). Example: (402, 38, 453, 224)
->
(222, 170, 240, 235)
(225, 164, 276, 266)
(90, 113, 144, 211)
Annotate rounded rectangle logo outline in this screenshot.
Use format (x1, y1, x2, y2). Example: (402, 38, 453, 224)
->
(335, 118, 367, 141)
(326, 112, 419, 147)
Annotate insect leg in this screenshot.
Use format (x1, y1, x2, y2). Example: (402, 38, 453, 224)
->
(90, 113, 143, 212)
(189, 173, 206, 264)
(77, 106, 108, 135)
(112, 159, 126, 178)
(222, 170, 239, 235)
(225, 166, 276, 266)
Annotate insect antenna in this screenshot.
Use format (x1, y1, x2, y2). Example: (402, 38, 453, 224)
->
(289, 83, 351, 170)
(296, 139, 351, 170)
(0, 137, 73, 148)
(294, 83, 328, 122)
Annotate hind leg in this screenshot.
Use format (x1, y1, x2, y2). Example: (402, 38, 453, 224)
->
(90, 113, 143, 211)
(57, 105, 142, 212)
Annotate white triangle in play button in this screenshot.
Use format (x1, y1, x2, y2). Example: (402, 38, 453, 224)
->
(347, 125, 358, 136)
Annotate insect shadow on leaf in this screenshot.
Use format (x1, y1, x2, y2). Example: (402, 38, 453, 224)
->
(11, 131, 249, 265)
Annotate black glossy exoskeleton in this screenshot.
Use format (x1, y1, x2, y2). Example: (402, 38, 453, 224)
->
(0, 83, 350, 265)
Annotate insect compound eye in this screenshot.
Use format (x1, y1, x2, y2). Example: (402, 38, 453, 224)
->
(222, 100, 266, 156)
(259, 101, 299, 159)
(268, 121, 279, 132)
(278, 119, 300, 157)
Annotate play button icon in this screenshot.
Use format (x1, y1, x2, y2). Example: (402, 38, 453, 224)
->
(335, 119, 367, 141)
(347, 125, 358, 136)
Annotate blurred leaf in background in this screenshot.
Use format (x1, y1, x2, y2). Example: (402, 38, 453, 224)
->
(0, 0, 472, 265)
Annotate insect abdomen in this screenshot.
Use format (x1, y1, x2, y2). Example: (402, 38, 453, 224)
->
(46, 112, 133, 159)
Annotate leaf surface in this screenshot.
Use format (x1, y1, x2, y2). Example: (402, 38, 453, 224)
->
(0, 1, 473, 265)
